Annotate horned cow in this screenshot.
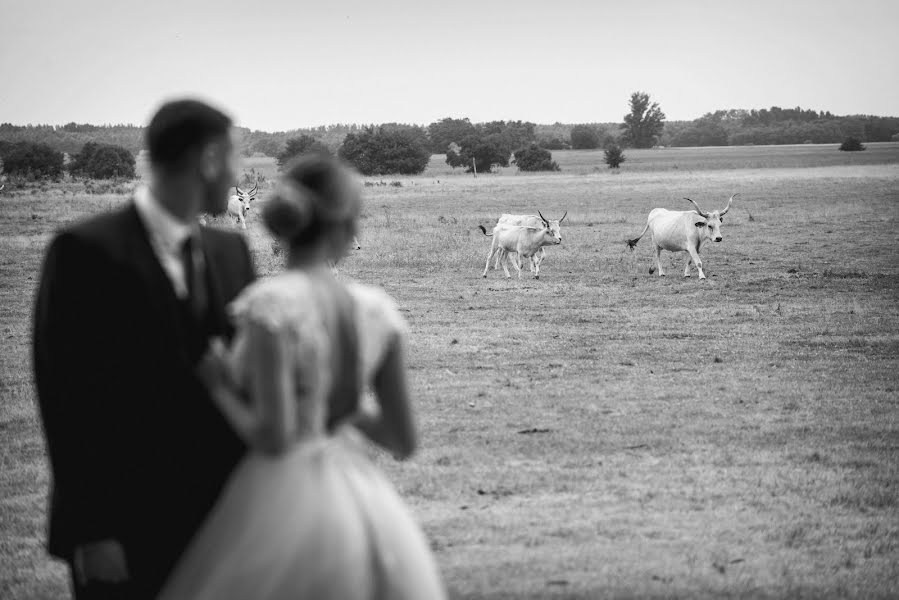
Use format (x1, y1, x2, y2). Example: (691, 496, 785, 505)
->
(494, 211, 566, 273)
(227, 183, 258, 230)
(478, 211, 562, 279)
(627, 194, 736, 279)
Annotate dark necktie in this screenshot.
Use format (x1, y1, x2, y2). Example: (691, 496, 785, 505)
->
(180, 235, 208, 319)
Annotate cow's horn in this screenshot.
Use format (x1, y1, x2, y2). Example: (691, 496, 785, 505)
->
(249, 181, 258, 195)
(684, 198, 709, 218)
(720, 193, 737, 216)
(538, 210, 549, 226)
(559, 210, 567, 223)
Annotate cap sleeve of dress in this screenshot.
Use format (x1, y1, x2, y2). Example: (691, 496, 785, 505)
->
(347, 283, 408, 382)
(228, 275, 328, 364)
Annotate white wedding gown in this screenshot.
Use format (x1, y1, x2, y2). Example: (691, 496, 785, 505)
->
(157, 273, 446, 600)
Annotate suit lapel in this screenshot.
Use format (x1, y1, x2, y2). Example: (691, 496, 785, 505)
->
(123, 202, 192, 363)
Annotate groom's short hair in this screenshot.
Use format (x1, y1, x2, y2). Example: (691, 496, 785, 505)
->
(146, 99, 232, 170)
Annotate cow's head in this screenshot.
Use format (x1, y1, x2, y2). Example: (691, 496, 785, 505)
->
(234, 182, 258, 215)
(537, 210, 563, 245)
(685, 194, 735, 242)
(544, 210, 566, 243)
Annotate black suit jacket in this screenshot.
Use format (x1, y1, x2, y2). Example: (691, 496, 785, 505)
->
(32, 202, 256, 596)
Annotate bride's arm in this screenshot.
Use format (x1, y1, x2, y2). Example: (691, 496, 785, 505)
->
(199, 322, 296, 455)
(348, 331, 417, 459)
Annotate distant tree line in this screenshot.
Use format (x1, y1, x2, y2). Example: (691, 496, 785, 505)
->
(662, 108, 899, 147)
(3, 102, 897, 179)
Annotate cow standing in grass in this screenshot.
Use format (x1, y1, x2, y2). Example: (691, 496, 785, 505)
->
(627, 194, 735, 279)
(228, 183, 258, 229)
(493, 211, 566, 274)
(479, 212, 562, 279)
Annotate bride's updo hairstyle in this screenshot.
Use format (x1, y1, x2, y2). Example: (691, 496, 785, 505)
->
(262, 154, 361, 250)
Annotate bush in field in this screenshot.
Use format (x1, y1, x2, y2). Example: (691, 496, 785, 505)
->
(69, 142, 136, 179)
(513, 144, 560, 172)
(538, 137, 570, 150)
(450, 133, 512, 174)
(277, 135, 330, 169)
(570, 124, 601, 149)
(339, 125, 430, 175)
(838, 137, 866, 151)
(427, 117, 477, 154)
(0, 141, 64, 180)
(603, 144, 626, 168)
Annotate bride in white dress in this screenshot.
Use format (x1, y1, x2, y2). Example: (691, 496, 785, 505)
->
(157, 155, 446, 600)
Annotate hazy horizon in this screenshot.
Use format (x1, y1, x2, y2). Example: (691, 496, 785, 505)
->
(2, 0, 897, 131)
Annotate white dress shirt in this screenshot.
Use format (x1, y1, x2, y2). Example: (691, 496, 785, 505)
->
(133, 185, 199, 300)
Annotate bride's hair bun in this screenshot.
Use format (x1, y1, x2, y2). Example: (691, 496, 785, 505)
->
(264, 154, 362, 244)
(262, 178, 314, 241)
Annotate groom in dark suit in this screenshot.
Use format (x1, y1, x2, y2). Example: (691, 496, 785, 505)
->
(33, 99, 256, 599)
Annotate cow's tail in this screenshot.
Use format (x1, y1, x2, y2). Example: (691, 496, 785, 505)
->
(627, 222, 650, 250)
(478, 225, 493, 237)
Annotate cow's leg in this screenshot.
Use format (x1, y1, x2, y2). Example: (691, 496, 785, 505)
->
(511, 253, 523, 279)
(494, 248, 503, 270)
(683, 255, 693, 277)
(500, 250, 513, 278)
(532, 254, 540, 279)
(483, 250, 495, 277)
(483, 242, 497, 277)
(651, 245, 666, 276)
(686, 246, 706, 279)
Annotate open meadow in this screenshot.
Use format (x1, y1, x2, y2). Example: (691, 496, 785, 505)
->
(2, 143, 898, 598)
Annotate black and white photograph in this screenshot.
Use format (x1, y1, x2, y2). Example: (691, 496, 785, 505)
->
(1, 0, 897, 598)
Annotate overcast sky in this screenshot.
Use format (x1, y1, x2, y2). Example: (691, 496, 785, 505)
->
(1, 0, 897, 131)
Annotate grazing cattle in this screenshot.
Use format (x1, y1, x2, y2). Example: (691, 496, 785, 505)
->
(227, 183, 258, 229)
(494, 211, 566, 273)
(478, 211, 562, 279)
(627, 194, 736, 279)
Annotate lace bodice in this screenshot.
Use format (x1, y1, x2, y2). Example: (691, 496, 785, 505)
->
(226, 272, 407, 436)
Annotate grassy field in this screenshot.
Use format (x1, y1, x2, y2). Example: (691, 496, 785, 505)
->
(2, 143, 898, 599)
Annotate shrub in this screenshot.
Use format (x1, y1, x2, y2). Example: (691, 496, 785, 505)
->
(603, 145, 626, 168)
(538, 137, 570, 150)
(339, 125, 430, 175)
(570, 125, 601, 149)
(513, 145, 560, 172)
(447, 133, 513, 174)
(839, 137, 866, 151)
(277, 135, 330, 168)
(69, 142, 136, 179)
(1, 141, 64, 180)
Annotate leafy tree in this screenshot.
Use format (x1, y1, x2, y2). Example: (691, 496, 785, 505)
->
(620, 92, 666, 148)
(69, 142, 136, 179)
(338, 125, 430, 175)
(452, 132, 513, 174)
(513, 145, 560, 172)
(427, 117, 477, 154)
(480, 120, 536, 151)
(277, 135, 330, 168)
(669, 114, 729, 147)
(603, 144, 626, 168)
(250, 137, 283, 157)
(537, 136, 570, 150)
(839, 137, 866, 151)
(570, 124, 601, 149)
(1, 141, 64, 179)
